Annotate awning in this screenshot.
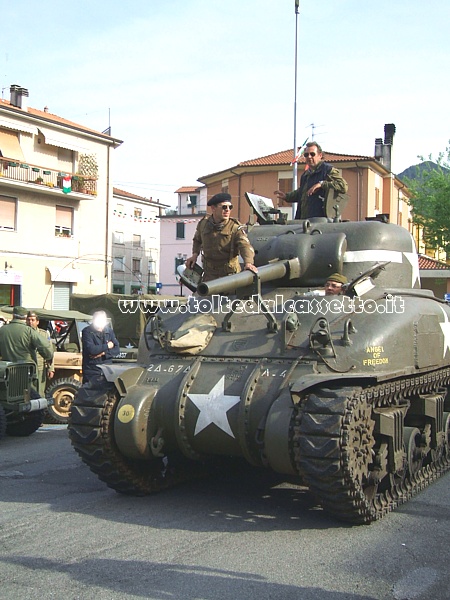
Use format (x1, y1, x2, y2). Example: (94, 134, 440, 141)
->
(0, 116, 38, 135)
(0, 129, 26, 161)
(47, 266, 84, 283)
(38, 126, 89, 153)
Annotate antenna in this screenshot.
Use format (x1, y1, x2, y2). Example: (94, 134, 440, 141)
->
(2, 52, 8, 100)
(305, 123, 325, 141)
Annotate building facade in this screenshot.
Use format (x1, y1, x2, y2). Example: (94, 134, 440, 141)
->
(111, 188, 168, 294)
(197, 147, 412, 231)
(0, 85, 122, 309)
(159, 186, 207, 295)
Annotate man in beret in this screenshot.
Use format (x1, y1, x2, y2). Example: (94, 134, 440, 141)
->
(0, 306, 53, 390)
(324, 273, 348, 296)
(185, 192, 257, 282)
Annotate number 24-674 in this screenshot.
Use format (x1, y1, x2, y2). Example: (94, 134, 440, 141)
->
(147, 364, 189, 374)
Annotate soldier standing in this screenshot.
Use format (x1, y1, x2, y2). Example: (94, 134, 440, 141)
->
(274, 142, 348, 219)
(0, 306, 53, 395)
(26, 311, 55, 396)
(185, 193, 257, 282)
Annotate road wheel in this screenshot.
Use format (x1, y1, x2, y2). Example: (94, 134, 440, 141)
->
(46, 378, 82, 424)
(0, 404, 6, 441)
(6, 411, 44, 436)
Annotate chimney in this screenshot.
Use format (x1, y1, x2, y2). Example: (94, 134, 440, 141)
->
(384, 123, 396, 145)
(18, 87, 29, 111)
(374, 124, 396, 173)
(9, 84, 20, 107)
(9, 85, 29, 110)
(374, 138, 383, 160)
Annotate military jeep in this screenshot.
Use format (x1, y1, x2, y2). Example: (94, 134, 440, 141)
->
(0, 360, 50, 440)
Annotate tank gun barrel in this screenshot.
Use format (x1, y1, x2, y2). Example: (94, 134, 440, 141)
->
(197, 258, 300, 297)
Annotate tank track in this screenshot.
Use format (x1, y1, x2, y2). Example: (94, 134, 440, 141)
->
(293, 369, 450, 524)
(68, 386, 209, 495)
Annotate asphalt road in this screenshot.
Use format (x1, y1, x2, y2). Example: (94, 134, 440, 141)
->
(0, 425, 449, 600)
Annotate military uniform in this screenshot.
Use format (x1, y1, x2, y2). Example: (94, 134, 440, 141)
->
(0, 318, 53, 394)
(284, 161, 348, 219)
(31, 327, 55, 396)
(192, 215, 255, 282)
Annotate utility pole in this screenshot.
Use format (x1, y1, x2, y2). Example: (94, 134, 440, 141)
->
(292, 0, 300, 218)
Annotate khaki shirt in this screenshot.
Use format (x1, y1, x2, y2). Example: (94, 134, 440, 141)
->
(192, 216, 255, 281)
(0, 320, 54, 364)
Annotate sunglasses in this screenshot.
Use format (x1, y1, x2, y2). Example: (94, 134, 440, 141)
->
(303, 152, 316, 158)
(219, 204, 233, 210)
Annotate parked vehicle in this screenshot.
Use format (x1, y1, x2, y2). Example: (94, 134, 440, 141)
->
(0, 361, 49, 440)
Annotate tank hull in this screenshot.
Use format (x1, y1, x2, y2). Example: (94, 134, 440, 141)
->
(69, 220, 450, 523)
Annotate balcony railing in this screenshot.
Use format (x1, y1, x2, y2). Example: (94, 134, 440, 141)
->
(0, 157, 97, 196)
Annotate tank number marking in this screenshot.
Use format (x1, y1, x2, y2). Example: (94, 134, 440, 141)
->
(261, 368, 287, 377)
(363, 346, 389, 366)
(147, 364, 189, 374)
(117, 404, 135, 423)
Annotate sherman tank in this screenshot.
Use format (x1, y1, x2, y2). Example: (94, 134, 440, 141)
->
(69, 195, 450, 524)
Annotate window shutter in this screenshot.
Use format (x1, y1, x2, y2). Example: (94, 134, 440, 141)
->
(0, 197, 16, 230)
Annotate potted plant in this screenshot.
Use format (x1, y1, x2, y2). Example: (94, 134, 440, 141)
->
(35, 176, 44, 184)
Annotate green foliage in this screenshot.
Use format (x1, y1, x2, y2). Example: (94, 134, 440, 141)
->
(406, 144, 450, 255)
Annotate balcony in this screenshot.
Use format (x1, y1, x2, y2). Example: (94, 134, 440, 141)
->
(0, 157, 97, 197)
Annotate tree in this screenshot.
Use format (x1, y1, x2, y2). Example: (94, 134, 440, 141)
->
(405, 144, 450, 256)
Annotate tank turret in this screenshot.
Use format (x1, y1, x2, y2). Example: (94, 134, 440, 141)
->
(69, 206, 450, 524)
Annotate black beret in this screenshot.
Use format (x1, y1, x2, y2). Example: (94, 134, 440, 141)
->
(207, 192, 232, 207)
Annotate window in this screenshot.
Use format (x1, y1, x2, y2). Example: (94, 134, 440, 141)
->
(134, 207, 142, 219)
(221, 179, 229, 193)
(0, 196, 17, 231)
(277, 178, 296, 206)
(278, 178, 293, 194)
(176, 222, 185, 239)
(148, 260, 156, 274)
(113, 256, 125, 271)
(375, 187, 380, 211)
(55, 205, 73, 237)
(132, 258, 141, 274)
(174, 256, 184, 274)
(132, 234, 141, 247)
(113, 231, 124, 244)
(113, 284, 125, 294)
(188, 195, 197, 206)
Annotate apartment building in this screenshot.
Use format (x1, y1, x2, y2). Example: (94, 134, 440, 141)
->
(159, 185, 207, 295)
(111, 188, 168, 294)
(0, 85, 122, 308)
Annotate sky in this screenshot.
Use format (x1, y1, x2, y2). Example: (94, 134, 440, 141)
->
(2, 0, 449, 207)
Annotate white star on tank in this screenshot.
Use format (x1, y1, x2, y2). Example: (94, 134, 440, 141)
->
(439, 306, 450, 358)
(188, 376, 241, 437)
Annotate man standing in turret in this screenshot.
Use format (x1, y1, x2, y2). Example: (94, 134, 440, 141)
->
(185, 193, 257, 282)
(274, 142, 348, 219)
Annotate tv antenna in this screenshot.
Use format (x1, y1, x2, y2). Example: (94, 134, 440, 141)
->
(306, 123, 325, 141)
